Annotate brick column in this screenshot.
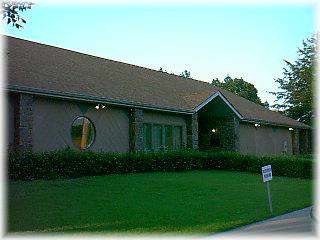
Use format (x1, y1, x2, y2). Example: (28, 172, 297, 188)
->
(233, 117, 240, 152)
(299, 130, 306, 154)
(220, 116, 239, 151)
(292, 129, 300, 155)
(186, 113, 198, 149)
(129, 108, 144, 152)
(14, 93, 34, 152)
(299, 129, 312, 154)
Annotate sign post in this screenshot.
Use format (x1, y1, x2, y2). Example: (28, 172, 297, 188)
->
(261, 165, 273, 213)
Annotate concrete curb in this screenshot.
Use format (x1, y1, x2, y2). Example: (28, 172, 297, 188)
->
(215, 206, 313, 235)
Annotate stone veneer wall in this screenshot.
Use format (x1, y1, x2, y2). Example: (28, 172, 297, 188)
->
(214, 117, 239, 151)
(128, 108, 144, 152)
(198, 116, 239, 151)
(221, 117, 240, 151)
(13, 93, 34, 151)
(299, 129, 312, 154)
(292, 129, 300, 155)
(185, 113, 198, 149)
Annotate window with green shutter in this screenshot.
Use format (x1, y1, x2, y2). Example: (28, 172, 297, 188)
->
(143, 123, 152, 151)
(142, 123, 183, 152)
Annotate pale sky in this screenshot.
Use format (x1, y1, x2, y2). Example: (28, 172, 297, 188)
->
(3, 3, 316, 104)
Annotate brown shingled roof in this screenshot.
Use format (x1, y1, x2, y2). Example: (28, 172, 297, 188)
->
(5, 36, 308, 128)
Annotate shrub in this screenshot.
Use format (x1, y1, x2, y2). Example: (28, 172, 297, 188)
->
(7, 149, 313, 181)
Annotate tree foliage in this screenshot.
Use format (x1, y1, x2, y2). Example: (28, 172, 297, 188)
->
(2, 1, 33, 29)
(179, 70, 191, 78)
(211, 76, 268, 107)
(272, 35, 316, 126)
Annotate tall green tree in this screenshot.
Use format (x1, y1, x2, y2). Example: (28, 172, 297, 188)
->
(212, 76, 268, 107)
(272, 35, 316, 126)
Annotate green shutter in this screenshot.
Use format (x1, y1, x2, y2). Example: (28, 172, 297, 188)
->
(153, 124, 163, 151)
(143, 123, 152, 151)
(164, 125, 173, 150)
(143, 124, 182, 151)
(173, 126, 182, 150)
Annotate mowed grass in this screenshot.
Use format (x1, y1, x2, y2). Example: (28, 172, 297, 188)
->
(7, 170, 313, 234)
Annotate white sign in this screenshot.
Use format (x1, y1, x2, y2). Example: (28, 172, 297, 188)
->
(261, 165, 272, 182)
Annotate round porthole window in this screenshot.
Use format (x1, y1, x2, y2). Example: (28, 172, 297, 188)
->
(71, 116, 95, 150)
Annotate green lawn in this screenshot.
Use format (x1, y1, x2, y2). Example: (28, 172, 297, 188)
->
(7, 170, 313, 234)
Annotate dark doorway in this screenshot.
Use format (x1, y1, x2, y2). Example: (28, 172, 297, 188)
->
(210, 131, 221, 149)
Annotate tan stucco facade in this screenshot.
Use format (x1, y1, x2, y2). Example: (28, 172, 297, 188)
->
(8, 92, 307, 156)
(238, 122, 293, 155)
(8, 93, 189, 153)
(32, 96, 130, 152)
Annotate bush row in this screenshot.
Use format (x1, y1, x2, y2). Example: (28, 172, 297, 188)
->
(8, 149, 313, 181)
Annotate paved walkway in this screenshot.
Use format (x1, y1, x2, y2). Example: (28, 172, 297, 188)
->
(215, 206, 315, 236)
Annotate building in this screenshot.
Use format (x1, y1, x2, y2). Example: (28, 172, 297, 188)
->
(5, 36, 311, 155)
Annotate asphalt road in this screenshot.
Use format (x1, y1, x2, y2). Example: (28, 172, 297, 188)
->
(214, 206, 315, 236)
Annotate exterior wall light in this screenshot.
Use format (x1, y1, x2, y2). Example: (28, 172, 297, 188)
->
(211, 128, 216, 133)
(289, 128, 293, 131)
(95, 104, 106, 110)
(254, 123, 260, 127)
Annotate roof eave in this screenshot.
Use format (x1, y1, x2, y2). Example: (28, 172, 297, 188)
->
(241, 118, 310, 129)
(194, 91, 244, 119)
(6, 85, 195, 115)
(194, 90, 310, 129)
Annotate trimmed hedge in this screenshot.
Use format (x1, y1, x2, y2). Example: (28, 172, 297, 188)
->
(8, 149, 313, 181)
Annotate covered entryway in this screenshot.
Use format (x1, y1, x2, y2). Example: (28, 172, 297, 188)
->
(197, 94, 240, 151)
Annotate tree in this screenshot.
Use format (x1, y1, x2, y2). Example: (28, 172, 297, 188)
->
(2, 1, 34, 29)
(271, 35, 316, 126)
(261, 101, 270, 109)
(179, 70, 191, 78)
(211, 77, 221, 87)
(211, 76, 268, 107)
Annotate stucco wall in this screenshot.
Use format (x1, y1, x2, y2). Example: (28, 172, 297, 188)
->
(238, 122, 293, 155)
(32, 96, 130, 152)
(31, 97, 188, 153)
(143, 110, 187, 148)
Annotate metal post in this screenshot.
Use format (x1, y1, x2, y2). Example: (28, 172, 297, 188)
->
(266, 181, 273, 213)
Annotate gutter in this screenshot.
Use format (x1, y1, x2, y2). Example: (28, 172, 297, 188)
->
(6, 85, 195, 115)
(241, 118, 310, 130)
(6, 85, 311, 130)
